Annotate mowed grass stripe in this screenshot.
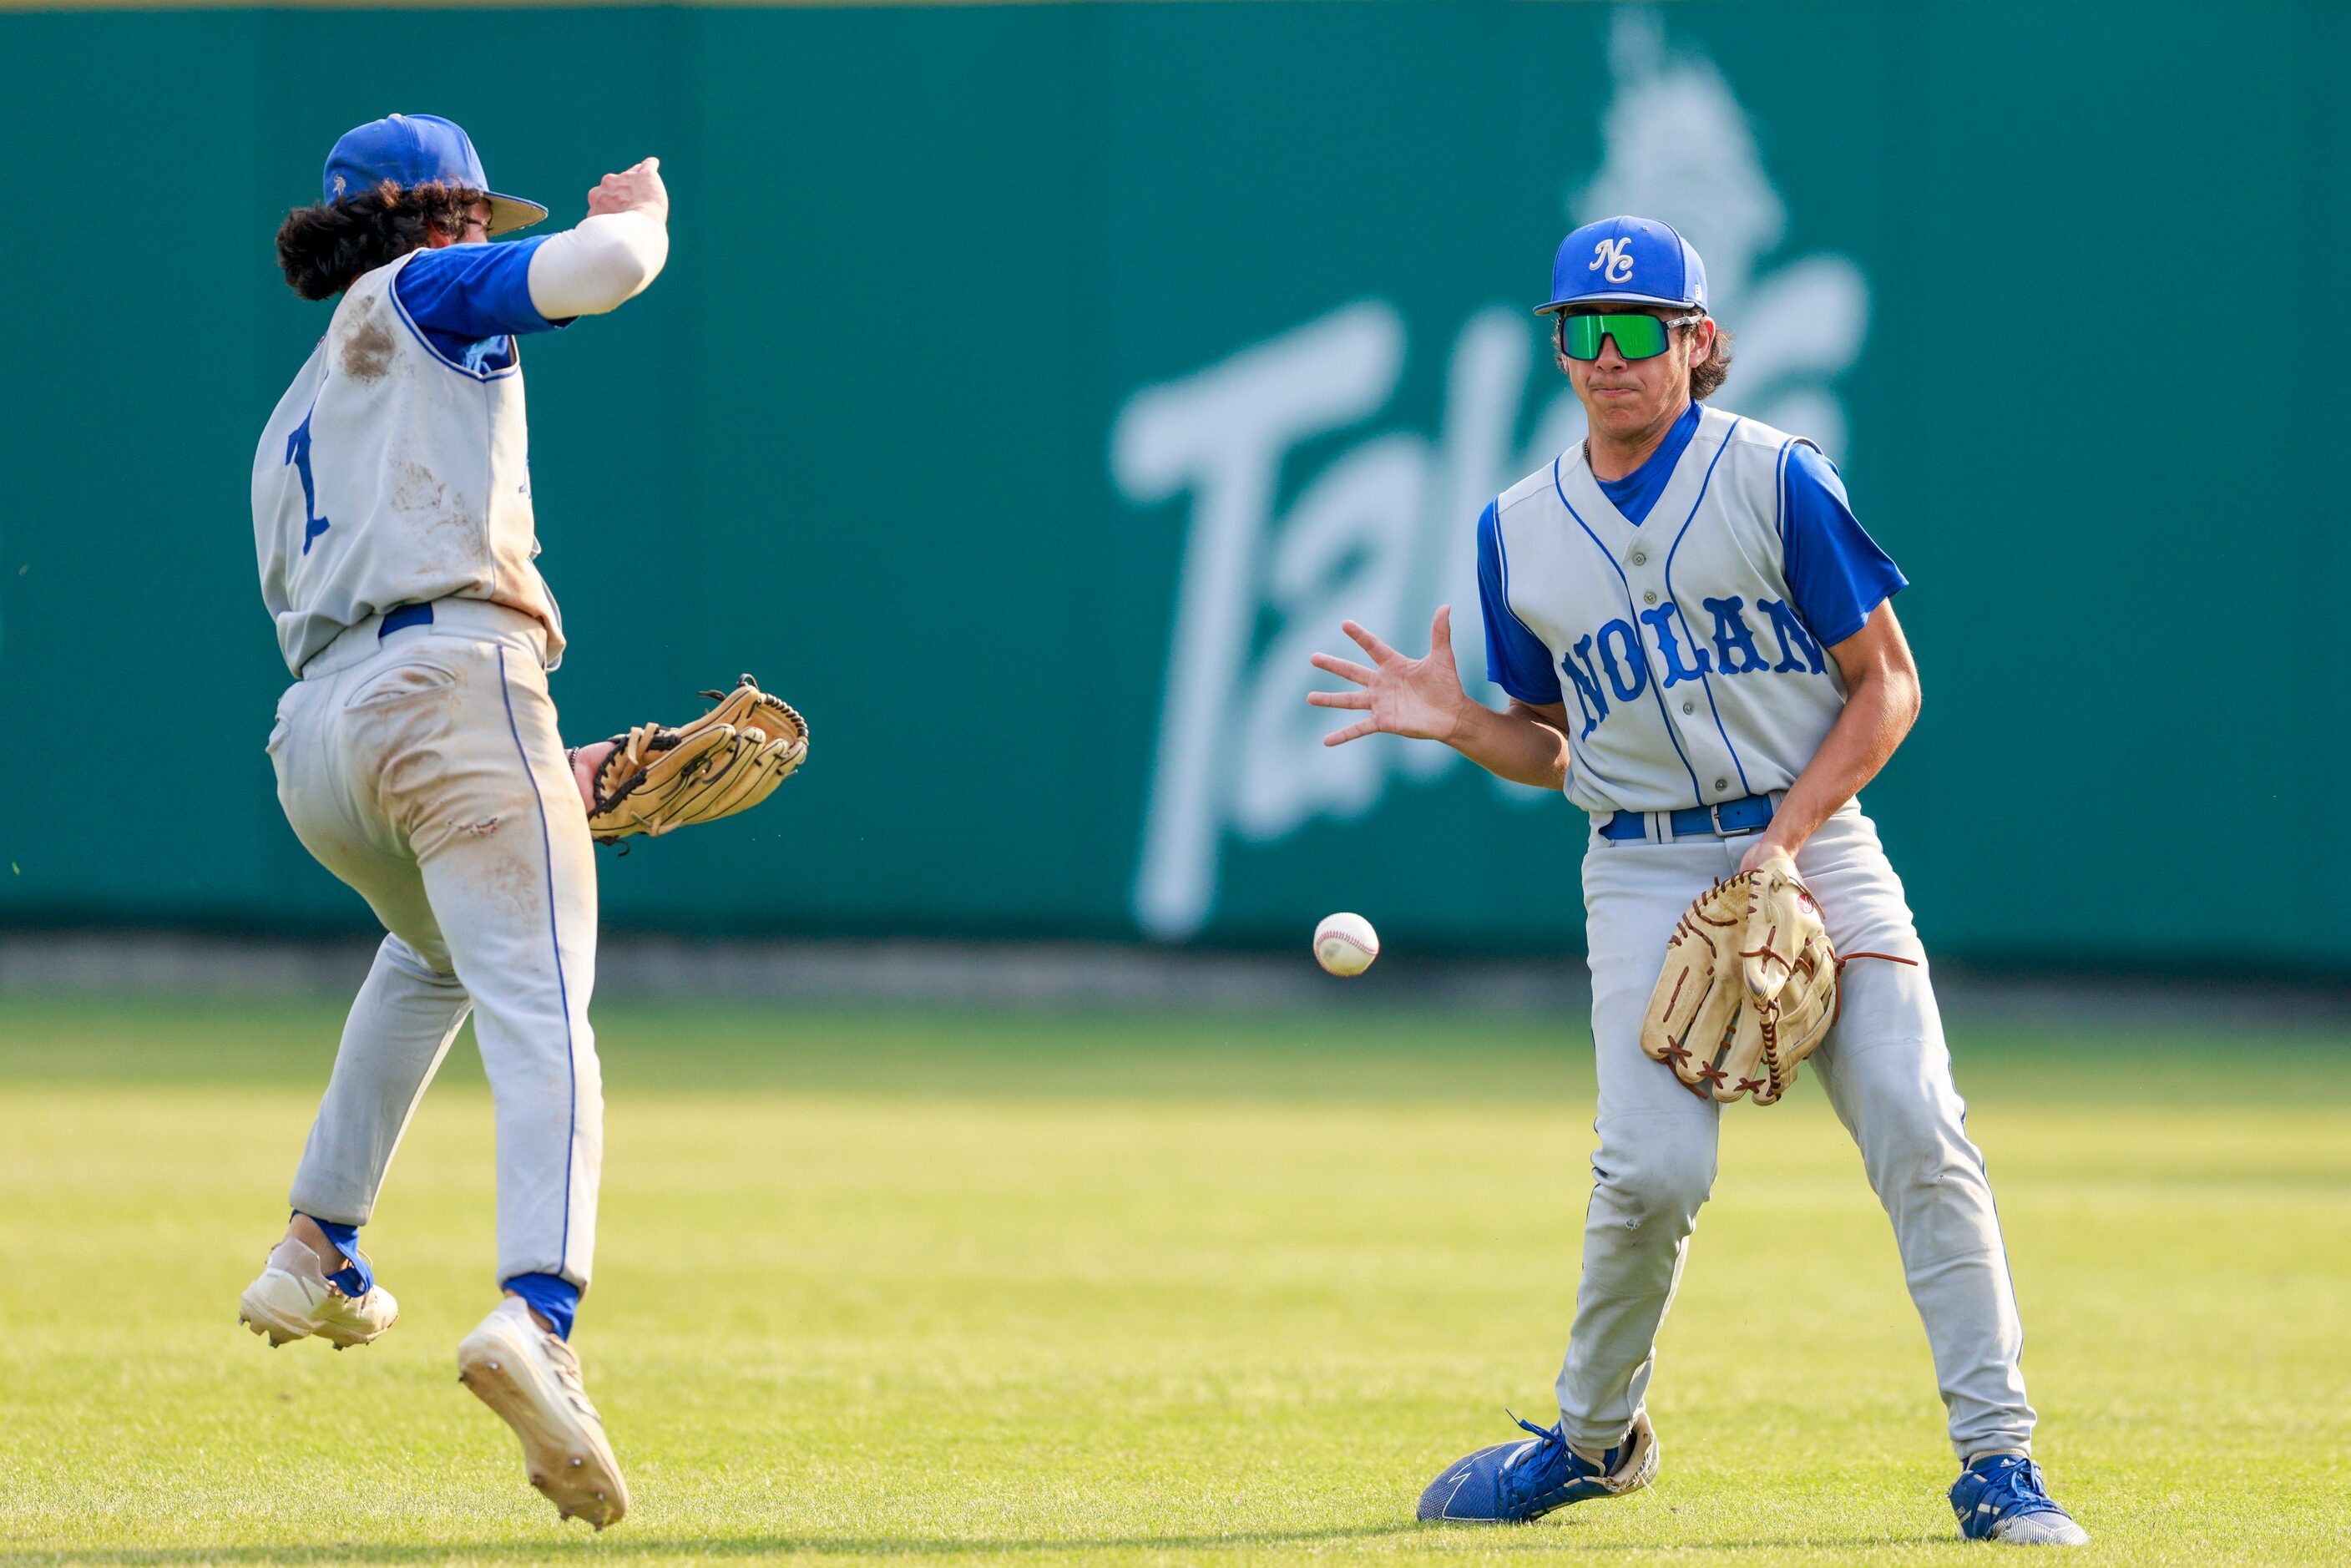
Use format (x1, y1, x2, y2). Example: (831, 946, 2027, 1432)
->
(0, 999, 2343, 1564)
(2, 997, 2343, 1103)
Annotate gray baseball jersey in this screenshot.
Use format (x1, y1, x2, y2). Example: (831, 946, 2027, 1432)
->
(252, 250, 562, 676)
(1480, 405, 1863, 817)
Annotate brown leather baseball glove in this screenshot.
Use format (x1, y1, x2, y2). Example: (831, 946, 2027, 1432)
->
(576, 675, 808, 845)
(1639, 852, 1837, 1105)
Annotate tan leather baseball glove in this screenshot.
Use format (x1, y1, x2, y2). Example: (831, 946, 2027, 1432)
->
(1639, 852, 1837, 1105)
(577, 675, 808, 844)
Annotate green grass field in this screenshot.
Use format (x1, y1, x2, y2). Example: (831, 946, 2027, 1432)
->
(0, 995, 2345, 1566)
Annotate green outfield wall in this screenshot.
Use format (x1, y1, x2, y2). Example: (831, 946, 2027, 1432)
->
(3, 1, 2344, 965)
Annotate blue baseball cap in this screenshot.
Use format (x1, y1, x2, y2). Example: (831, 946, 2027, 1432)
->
(321, 114, 548, 236)
(1538, 215, 1708, 315)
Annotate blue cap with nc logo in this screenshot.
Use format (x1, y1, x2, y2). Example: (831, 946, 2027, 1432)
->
(1539, 215, 1707, 315)
(322, 114, 549, 236)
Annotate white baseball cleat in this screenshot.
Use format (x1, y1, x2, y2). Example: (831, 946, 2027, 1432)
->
(457, 1297, 629, 1530)
(238, 1238, 399, 1348)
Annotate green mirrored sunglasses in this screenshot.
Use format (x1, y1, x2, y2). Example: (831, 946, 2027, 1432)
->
(1554, 310, 1704, 362)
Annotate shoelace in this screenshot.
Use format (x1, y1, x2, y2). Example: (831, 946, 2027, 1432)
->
(1495, 1412, 1581, 1506)
(1505, 1411, 1562, 1445)
(1969, 1457, 2062, 1518)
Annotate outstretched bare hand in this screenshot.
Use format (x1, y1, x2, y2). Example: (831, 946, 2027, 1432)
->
(588, 158, 669, 223)
(1307, 606, 1471, 747)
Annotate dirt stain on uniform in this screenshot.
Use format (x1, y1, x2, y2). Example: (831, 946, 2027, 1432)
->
(420, 508, 487, 580)
(392, 461, 447, 516)
(471, 835, 545, 918)
(387, 463, 484, 577)
(340, 311, 397, 382)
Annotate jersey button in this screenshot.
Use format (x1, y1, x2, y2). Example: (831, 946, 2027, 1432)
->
(1643, 590, 1658, 604)
(1681, 701, 1695, 714)
(1630, 550, 1648, 565)
(1714, 777, 1729, 791)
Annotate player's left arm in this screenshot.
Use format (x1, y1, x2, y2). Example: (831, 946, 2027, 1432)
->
(1737, 445, 1916, 873)
(1737, 601, 1920, 873)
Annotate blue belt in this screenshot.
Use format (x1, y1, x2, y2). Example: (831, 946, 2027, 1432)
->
(1600, 792, 1776, 842)
(379, 602, 435, 638)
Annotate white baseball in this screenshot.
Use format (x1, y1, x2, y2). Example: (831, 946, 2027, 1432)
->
(1312, 912, 1380, 977)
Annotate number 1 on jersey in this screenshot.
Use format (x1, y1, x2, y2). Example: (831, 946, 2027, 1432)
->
(286, 407, 331, 555)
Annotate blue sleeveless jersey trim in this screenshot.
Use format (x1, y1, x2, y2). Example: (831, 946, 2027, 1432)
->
(1777, 442, 1908, 646)
(1476, 499, 1565, 706)
(387, 275, 521, 383)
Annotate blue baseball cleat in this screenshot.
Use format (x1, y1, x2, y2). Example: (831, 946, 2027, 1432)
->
(1949, 1454, 2090, 1545)
(1416, 1408, 1659, 1523)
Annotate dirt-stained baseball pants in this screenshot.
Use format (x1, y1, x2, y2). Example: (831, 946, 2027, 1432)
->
(266, 599, 600, 1291)
(1558, 803, 2035, 1462)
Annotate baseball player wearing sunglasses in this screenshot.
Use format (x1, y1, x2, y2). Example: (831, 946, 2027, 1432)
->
(1309, 215, 2086, 1545)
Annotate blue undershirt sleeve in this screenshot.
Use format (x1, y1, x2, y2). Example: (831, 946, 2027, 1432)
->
(394, 238, 569, 340)
(1780, 443, 1908, 649)
(1476, 501, 1563, 705)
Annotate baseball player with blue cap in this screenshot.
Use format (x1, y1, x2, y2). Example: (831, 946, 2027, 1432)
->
(239, 112, 677, 1529)
(321, 113, 550, 235)
(1309, 215, 2087, 1545)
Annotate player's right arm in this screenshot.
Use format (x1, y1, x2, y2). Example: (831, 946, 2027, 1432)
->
(392, 159, 671, 343)
(1307, 606, 1574, 790)
(1309, 500, 1574, 787)
(526, 158, 670, 319)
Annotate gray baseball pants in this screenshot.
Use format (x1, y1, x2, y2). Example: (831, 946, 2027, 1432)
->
(266, 600, 601, 1291)
(1558, 805, 2035, 1462)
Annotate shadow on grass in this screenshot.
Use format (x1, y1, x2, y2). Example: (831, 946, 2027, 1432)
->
(0, 1531, 1409, 1565)
(0, 1522, 1940, 1564)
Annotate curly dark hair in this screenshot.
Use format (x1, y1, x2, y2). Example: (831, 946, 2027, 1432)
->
(276, 180, 487, 300)
(1689, 321, 1735, 401)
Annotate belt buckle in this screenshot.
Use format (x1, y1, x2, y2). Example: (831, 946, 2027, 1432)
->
(1711, 799, 1761, 837)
